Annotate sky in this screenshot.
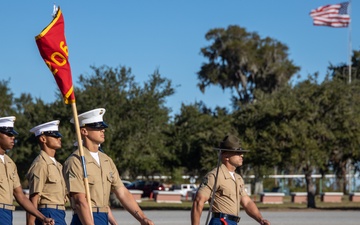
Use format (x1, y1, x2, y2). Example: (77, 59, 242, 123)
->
(1, 1, 359, 116)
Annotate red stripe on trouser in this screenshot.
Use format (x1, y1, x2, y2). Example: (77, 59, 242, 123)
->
(220, 218, 228, 225)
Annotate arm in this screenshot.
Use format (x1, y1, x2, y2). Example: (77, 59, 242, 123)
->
(13, 186, 54, 225)
(26, 193, 40, 225)
(113, 186, 154, 225)
(107, 206, 118, 225)
(191, 192, 209, 225)
(240, 195, 270, 225)
(71, 192, 94, 225)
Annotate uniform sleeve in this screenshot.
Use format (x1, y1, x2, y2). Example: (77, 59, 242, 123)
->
(27, 162, 47, 195)
(63, 155, 85, 194)
(197, 172, 216, 198)
(109, 158, 124, 190)
(12, 165, 21, 189)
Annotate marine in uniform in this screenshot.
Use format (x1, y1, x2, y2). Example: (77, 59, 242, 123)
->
(63, 108, 154, 225)
(26, 120, 67, 225)
(0, 116, 54, 225)
(191, 135, 271, 225)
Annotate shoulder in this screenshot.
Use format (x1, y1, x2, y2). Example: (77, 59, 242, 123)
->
(28, 157, 47, 172)
(65, 150, 80, 161)
(4, 154, 14, 162)
(63, 151, 81, 167)
(4, 154, 16, 167)
(99, 151, 114, 162)
(32, 154, 46, 165)
(207, 167, 218, 175)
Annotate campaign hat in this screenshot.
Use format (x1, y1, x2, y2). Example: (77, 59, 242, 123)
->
(70, 108, 108, 129)
(0, 116, 18, 136)
(30, 120, 62, 138)
(214, 135, 249, 152)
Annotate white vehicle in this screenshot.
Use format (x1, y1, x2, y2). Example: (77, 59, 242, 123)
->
(171, 184, 197, 197)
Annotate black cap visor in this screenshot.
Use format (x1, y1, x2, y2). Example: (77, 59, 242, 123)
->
(42, 131, 62, 138)
(0, 127, 18, 136)
(84, 121, 108, 129)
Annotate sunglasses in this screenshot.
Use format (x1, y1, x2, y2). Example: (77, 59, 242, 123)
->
(42, 131, 62, 138)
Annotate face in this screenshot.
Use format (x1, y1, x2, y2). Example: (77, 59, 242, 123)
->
(82, 127, 105, 144)
(41, 135, 62, 150)
(0, 132, 16, 153)
(224, 151, 244, 168)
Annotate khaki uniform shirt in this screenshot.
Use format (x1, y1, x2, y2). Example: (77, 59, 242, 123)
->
(0, 154, 21, 204)
(26, 150, 67, 205)
(197, 164, 248, 216)
(63, 147, 124, 209)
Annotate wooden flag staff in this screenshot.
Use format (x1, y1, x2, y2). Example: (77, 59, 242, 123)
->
(71, 103, 93, 219)
(35, 5, 93, 221)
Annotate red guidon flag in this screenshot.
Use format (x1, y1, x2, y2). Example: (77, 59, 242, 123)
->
(35, 7, 75, 104)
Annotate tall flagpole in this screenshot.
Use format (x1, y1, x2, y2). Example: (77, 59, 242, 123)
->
(348, 0, 352, 84)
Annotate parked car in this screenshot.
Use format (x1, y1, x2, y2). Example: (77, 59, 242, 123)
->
(127, 180, 165, 197)
(170, 184, 197, 197)
(122, 180, 132, 187)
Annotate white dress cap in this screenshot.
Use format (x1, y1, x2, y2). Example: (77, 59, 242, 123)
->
(30, 120, 61, 137)
(0, 116, 16, 127)
(0, 116, 18, 135)
(70, 108, 108, 128)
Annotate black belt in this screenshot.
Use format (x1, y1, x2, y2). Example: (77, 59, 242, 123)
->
(212, 212, 241, 223)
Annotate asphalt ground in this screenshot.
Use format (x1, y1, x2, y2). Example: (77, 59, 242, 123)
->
(13, 209, 358, 225)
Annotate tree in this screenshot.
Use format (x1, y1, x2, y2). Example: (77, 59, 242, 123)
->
(328, 50, 360, 82)
(197, 25, 300, 105)
(234, 76, 330, 208)
(73, 65, 175, 180)
(0, 80, 16, 116)
(166, 102, 235, 179)
(318, 78, 360, 193)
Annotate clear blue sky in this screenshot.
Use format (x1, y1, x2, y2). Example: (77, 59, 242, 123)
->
(1, 1, 359, 116)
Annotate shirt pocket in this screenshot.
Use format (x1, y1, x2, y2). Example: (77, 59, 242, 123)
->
(0, 176, 6, 189)
(221, 188, 233, 199)
(48, 174, 59, 183)
(106, 173, 114, 184)
(87, 176, 95, 186)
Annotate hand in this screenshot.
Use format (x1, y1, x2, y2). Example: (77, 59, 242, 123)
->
(260, 219, 270, 225)
(43, 217, 55, 225)
(141, 218, 155, 225)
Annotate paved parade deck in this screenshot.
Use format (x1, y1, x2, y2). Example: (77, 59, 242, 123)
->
(13, 209, 359, 225)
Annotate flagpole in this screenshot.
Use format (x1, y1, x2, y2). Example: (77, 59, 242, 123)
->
(71, 103, 94, 220)
(35, 5, 94, 221)
(348, 0, 352, 84)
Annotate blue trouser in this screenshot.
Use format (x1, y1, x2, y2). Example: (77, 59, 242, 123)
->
(209, 217, 238, 225)
(71, 212, 108, 225)
(35, 208, 66, 225)
(0, 208, 12, 225)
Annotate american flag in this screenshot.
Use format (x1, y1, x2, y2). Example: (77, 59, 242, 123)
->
(310, 2, 350, 27)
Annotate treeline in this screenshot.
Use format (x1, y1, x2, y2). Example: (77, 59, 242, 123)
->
(1, 26, 360, 204)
